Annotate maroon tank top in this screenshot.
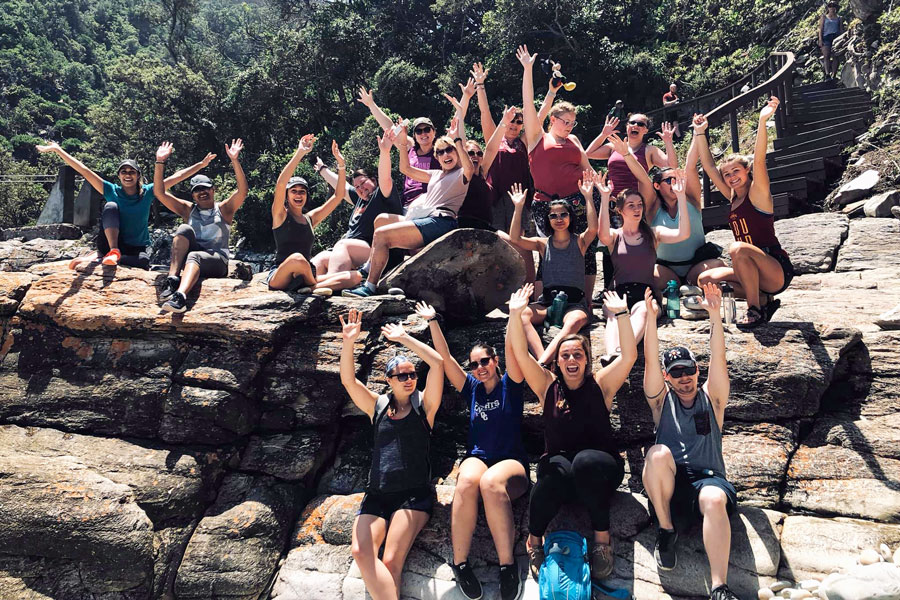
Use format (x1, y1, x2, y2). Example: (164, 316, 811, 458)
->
(459, 172, 493, 224)
(610, 227, 656, 289)
(488, 136, 532, 203)
(542, 377, 617, 458)
(529, 134, 583, 202)
(606, 144, 649, 195)
(729, 198, 785, 254)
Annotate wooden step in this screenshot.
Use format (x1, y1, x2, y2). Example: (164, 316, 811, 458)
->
(791, 100, 873, 114)
(774, 120, 866, 150)
(793, 80, 840, 94)
(792, 87, 870, 101)
(791, 107, 873, 123)
(776, 129, 857, 154)
(786, 110, 873, 134)
(769, 177, 809, 197)
(768, 157, 827, 181)
(767, 145, 843, 167)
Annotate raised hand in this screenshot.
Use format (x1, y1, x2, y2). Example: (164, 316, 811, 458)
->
(299, 134, 316, 153)
(200, 152, 217, 167)
(391, 119, 408, 148)
(36, 141, 62, 154)
(548, 77, 563, 95)
(578, 169, 595, 197)
(415, 301, 436, 321)
(500, 105, 518, 126)
(357, 86, 374, 107)
(699, 282, 722, 315)
(608, 133, 629, 156)
(644, 287, 659, 319)
(460, 77, 476, 100)
(657, 121, 675, 144)
(377, 129, 395, 152)
(314, 156, 326, 172)
(443, 92, 463, 113)
(603, 290, 628, 315)
(516, 44, 536, 68)
(340, 309, 363, 342)
(508, 284, 534, 315)
(225, 139, 243, 161)
(691, 114, 708, 134)
(760, 96, 780, 122)
(156, 142, 174, 162)
(381, 322, 408, 342)
(331, 140, 345, 168)
(470, 62, 488, 85)
(447, 116, 460, 140)
(594, 170, 611, 198)
(600, 115, 619, 139)
(671, 169, 687, 199)
(508, 182, 528, 208)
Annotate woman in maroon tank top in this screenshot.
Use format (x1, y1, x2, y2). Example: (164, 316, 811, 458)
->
(694, 97, 795, 328)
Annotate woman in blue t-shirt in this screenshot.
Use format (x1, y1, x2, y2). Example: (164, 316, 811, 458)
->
(36, 141, 211, 269)
(415, 301, 528, 600)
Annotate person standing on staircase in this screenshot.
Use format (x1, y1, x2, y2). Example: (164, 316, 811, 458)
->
(640, 284, 741, 600)
(819, 1, 843, 80)
(694, 98, 795, 329)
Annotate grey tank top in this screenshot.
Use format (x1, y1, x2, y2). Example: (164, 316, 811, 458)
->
(654, 387, 727, 479)
(368, 390, 432, 493)
(541, 235, 585, 292)
(189, 204, 231, 259)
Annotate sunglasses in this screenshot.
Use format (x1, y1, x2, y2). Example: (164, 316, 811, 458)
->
(467, 150, 484, 157)
(549, 212, 569, 220)
(466, 356, 494, 370)
(511, 118, 524, 124)
(660, 176, 677, 185)
(668, 364, 697, 378)
(414, 126, 434, 134)
(435, 147, 455, 157)
(388, 371, 418, 382)
(629, 120, 648, 127)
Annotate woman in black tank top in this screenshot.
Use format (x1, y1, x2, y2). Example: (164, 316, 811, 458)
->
(506, 284, 639, 581)
(267, 137, 347, 294)
(339, 308, 445, 600)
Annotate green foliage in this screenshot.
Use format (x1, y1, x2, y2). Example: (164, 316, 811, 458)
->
(0, 151, 47, 228)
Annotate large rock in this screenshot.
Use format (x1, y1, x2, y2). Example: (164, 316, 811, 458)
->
(829, 170, 881, 207)
(0, 271, 35, 316)
(380, 228, 525, 322)
(0, 238, 90, 272)
(836, 218, 900, 271)
(864, 189, 900, 217)
(0, 224, 84, 242)
(876, 302, 900, 330)
(850, 0, 884, 21)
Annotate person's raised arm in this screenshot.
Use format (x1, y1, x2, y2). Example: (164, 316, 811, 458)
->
(481, 105, 516, 174)
(313, 156, 353, 204)
(684, 126, 703, 209)
(700, 282, 729, 422)
(153, 142, 194, 221)
(447, 116, 474, 182)
(595, 291, 638, 410)
(376, 130, 394, 197)
(655, 171, 691, 244)
(393, 123, 432, 184)
(381, 322, 444, 427)
(507, 284, 553, 396)
(749, 97, 778, 212)
(641, 287, 666, 423)
(577, 169, 598, 252)
(517, 45, 542, 152)
(508, 183, 543, 252)
(340, 310, 379, 418)
(164, 152, 215, 189)
(35, 142, 105, 194)
(595, 169, 615, 250)
(536, 78, 562, 126)
(504, 320, 524, 384)
(308, 140, 347, 228)
(471, 62, 496, 140)
(584, 115, 619, 159)
(692, 114, 731, 197)
(219, 139, 248, 221)
(416, 302, 466, 391)
(357, 86, 396, 134)
(652, 121, 678, 169)
(274, 134, 315, 223)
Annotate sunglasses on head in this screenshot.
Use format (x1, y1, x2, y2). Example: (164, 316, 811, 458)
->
(467, 150, 484, 157)
(629, 120, 648, 127)
(668, 364, 697, 378)
(549, 211, 569, 220)
(414, 126, 433, 134)
(435, 147, 455, 157)
(660, 176, 677, 185)
(388, 371, 418, 382)
(467, 356, 494, 370)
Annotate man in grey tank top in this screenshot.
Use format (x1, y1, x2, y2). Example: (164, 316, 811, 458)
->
(640, 284, 741, 600)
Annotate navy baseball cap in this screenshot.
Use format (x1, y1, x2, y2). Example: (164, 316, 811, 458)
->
(117, 159, 140, 174)
(663, 346, 697, 372)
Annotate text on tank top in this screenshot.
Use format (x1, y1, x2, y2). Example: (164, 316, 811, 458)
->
(610, 227, 656, 288)
(189, 205, 231, 258)
(368, 390, 432, 493)
(652, 201, 705, 263)
(402, 148, 440, 208)
(273, 213, 314, 265)
(728, 198, 783, 251)
(529, 134, 583, 201)
(542, 377, 617, 458)
(654, 387, 727, 479)
(606, 144, 649, 195)
(541, 235, 585, 292)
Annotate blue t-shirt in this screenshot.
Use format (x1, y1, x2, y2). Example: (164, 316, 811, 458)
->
(462, 373, 528, 462)
(102, 181, 155, 247)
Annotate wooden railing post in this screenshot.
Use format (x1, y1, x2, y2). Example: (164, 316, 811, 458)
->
(729, 110, 740, 152)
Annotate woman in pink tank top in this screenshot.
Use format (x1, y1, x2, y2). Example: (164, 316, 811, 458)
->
(585, 115, 678, 195)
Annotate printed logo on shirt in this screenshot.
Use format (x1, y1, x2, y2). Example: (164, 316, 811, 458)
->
(473, 399, 500, 421)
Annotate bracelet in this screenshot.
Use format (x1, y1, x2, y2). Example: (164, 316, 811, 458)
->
(427, 316, 438, 322)
(155, 161, 167, 165)
(337, 166, 346, 170)
(453, 137, 462, 144)
(614, 310, 630, 317)
(474, 83, 484, 88)
(315, 165, 324, 173)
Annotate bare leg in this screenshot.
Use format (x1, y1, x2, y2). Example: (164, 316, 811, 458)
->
(268, 253, 316, 290)
(654, 264, 680, 292)
(351, 514, 394, 600)
(366, 220, 422, 286)
(314, 269, 363, 292)
(728, 242, 785, 308)
(480, 460, 529, 565)
(177, 261, 201, 296)
(451, 457, 488, 565)
(642, 444, 677, 530)
(328, 238, 372, 272)
(522, 305, 545, 360)
(311, 249, 331, 277)
(698, 486, 731, 589)
(168, 234, 190, 278)
(382, 509, 431, 594)
(685, 259, 726, 287)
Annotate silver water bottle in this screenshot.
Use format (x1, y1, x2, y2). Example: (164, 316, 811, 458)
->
(721, 283, 736, 325)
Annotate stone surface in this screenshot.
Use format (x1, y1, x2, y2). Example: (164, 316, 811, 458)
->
(829, 170, 881, 207)
(381, 228, 526, 322)
(0, 224, 84, 242)
(0, 238, 90, 272)
(849, 0, 884, 21)
(864, 190, 900, 217)
(0, 271, 35, 316)
(820, 562, 900, 600)
(836, 218, 900, 272)
(877, 303, 900, 330)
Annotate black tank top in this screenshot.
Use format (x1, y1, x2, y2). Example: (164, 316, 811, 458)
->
(273, 213, 314, 265)
(368, 392, 432, 493)
(542, 377, 618, 459)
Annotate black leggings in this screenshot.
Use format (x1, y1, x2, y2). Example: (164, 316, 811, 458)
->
(97, 202, 151, 269)
(528, 449, 624, 536)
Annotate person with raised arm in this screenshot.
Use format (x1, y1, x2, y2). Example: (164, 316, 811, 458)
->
(507, 283, 636, 582)
(693, 98, 795, 328)
(596, 143, 690, 362)
(35, 142, 212, 270)
(357, 86, 439, 210)
(265, 136, 347, 296)
(640, 284, 740, 600)
(343, 104, 475, 298)
(341, 309, 444, 600)
(415, 301, 528, 600)
(517, 44, 600, 300)
(611, 125, 726, 290)
(509, 173, 597, 366)
(153, 139, 248, 313)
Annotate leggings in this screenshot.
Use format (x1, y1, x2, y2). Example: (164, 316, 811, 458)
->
(97, 202, 150, 269)
(528, 449, 624, 536)
(173, 224, 229, 277)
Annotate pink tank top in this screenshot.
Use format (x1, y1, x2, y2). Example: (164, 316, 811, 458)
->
(607, 144, 649, 195)
(529, 134, 583, 202)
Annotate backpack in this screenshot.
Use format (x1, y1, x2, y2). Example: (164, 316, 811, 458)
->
(373, 390, 425, 424)
(538, 530, 592, 600)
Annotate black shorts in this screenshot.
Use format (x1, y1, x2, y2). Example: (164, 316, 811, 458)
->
(614, 282, 657, 310)
(458, 216, 497, 232)
(670, 465, 737, 523)
(537, 286, 585, 308)
(657, 241, 724, 279)
(358, 487, 433, 520)
(760, 248, 794, 295)
(463, 453, 530, 476)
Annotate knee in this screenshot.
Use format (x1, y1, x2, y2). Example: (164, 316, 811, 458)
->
(103, 201, 119, 213)
(455, 472, 483, 499)
(698, 487, 728, 516)
(728, 242, 750, 261)
(351, 540, 373, 564)
(373, 213, 392, 228)
(174, 224, 195, 240)
(381, 553, 403, 577)
(285, 252, 309, 267)
(479, 473, 507, 500)
(643, 445, 674, 472)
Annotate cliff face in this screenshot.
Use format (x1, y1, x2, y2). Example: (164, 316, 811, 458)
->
(0, 217, 898, 599)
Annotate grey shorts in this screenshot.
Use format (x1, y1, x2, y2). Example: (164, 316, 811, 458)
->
(174, 225, 229, 278)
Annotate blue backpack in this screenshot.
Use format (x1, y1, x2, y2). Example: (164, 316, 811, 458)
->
(538, 530, 591, 600)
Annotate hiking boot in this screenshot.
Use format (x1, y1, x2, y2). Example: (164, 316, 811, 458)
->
(654, 528, 678, 571)
(590, 542, 614, 580)
(499, 563, 522, 600)
(388, 287, 405, 296)
(710, 584, 740, 600)
(342, 284, 375, 298)
(449, 562, 482, 600)
(159, 276, 181, 302)
(162, 291, 187, 314)
(526, 544, 544, 580)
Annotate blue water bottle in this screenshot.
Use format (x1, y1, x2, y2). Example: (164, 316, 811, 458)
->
(665, 280, 680, 320)
(549, 291, 568, 327)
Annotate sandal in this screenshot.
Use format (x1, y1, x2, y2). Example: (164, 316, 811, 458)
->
(101, 248, 121, 266)
(765, 298, 781, 322)
(737, 305, 766, 329)
(526, 543, 544, 580)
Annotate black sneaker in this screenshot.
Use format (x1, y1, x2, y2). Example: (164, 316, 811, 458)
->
(159, 276, 180, 302)
(162, 291, 187, 314)
(499, 563, 522, 600)
(710, 584, 740, 600)
(450, 562, 482, 600)
(654, 528, 678, 571)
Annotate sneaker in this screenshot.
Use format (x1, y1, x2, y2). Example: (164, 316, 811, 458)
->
(526, 543, 544, 580)
(162, 291, 187, 313)
(159, 276, 181, 302)
(449, 562, 483, 600)
(654, 528, 678, 571)
(710, 584, 740, 600)
(342, 284, 375, 298)
(499, 564, 522, 600)
(101, 248, 121, 266)
(590, 542, 614, 580)
(312, 287, 333, 297)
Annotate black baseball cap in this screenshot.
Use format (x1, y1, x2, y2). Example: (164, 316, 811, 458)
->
(189, 175, 214, 192)
(663, 346, 697, 373)
(117, 159, 140, 174)
(286, 176, 309, 191)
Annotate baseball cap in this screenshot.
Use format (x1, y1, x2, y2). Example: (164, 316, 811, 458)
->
(615, 99, 623, 105)
(412, 117, 434, 129)
(117, 159, 140, 174)
(286, 176, 309, 191)
(189, 175, 214, 192)
(663, 346, 697, 373)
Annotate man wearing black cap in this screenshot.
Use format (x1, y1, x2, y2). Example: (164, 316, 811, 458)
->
(640, 283, 741, 600)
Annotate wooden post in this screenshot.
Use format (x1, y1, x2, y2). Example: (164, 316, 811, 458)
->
(729, 110, 740, 152)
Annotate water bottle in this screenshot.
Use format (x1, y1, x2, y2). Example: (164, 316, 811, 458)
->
(722, 283, 736, 325)
(665, 280, 680, 320)
(391, 119, 410, 136)
(549, 291, 568, 327)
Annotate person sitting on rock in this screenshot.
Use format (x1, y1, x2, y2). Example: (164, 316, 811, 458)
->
(693, 98, 795, 328)
(509, 175, 597, 366)
(640, 284, 741, 600)
(608, 128, 726, 290)
(153, 139, 248, 313)
(35, 141, 212, 270)
(415, 301, 529, 600)
(340, 308, 444, 600)
(343, 112, 474, 298)
(265, 136, 348, 296)
(507, 283, 637, 582)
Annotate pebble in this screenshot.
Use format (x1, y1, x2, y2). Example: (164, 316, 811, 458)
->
(771, 581, 793, 592)
(780, 590, 793, 599)
(799, 580, 819, 592)
(881, 543, 892, 561)
(758, 589, 775, 600)
(789, 590, 812, 600)
(860, 548, 883, 565)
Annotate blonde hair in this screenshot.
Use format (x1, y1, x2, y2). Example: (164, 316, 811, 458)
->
(550, 101, 577, 119)
(433, 135, 456, 152)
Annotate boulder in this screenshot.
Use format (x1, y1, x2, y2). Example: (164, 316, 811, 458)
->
(0, 271, 35, 316)
(876, 303, 900, 330)
(849, 0, 884, 21)
(0, 238, 90, 272)
(864, 190, 900, 217)
(380, 229, 526, 322)
(836, 218, 900, 271)
(829, 170, 881, 207)
(821, 562, 900, 600)
(0, 224, 84, 242)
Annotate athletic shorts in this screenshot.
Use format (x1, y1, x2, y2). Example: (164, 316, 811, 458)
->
(537, 286, 586, 310)
(657, 241, 724, 279)
(823, 32, 837, 49)
(412, 215, 457, 246)
(458, 216, 497, 232)
(670, 465, 738, 522)
(358, 487, 433, 520)
(760, 248, 794, 295)
(265, 262, 316, 292)
(464, 452, 530, 472)
(613, 282, 657, 310)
